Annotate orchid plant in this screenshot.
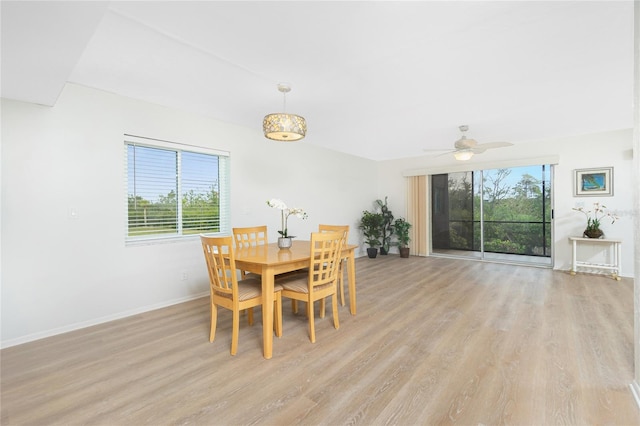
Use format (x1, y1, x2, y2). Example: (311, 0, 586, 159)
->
(266, 198, 308, 238)
(572, 202, 618, 232)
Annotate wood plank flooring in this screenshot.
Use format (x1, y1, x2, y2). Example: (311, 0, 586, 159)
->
(2, 255, 638, 425)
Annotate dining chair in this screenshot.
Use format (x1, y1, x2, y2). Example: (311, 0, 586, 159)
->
(233, 225, 268, 248)
(290, 224, 350, 315)
(200, 235, 283, 355)
(232, 225, 268, 280)
(318, 224, 350, 307)
(276, 231, 344, 343)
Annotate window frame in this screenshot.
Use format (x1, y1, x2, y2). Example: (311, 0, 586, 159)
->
(124, 134, 230, 245)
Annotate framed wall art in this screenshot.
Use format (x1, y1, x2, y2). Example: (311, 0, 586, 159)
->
(574, 167, 613, 196)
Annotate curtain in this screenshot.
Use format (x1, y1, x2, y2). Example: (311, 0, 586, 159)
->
(406, 175, 428, 256)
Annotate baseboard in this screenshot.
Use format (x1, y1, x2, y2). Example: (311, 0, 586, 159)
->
(1, 291, 209, 349)
(631, 381, 640, 410)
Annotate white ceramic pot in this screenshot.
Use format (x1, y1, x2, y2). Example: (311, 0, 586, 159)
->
(277, 237, 292, 249)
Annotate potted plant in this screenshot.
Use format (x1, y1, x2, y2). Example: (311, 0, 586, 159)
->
(572, 202, 617, 239)
(393, 217, 412, 258)
(267, 198, 308, 248)
(359, 210, 384, 258)
(375, 196, 394, 255)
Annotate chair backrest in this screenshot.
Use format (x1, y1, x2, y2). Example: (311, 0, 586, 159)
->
(308, 231, 344, 290)
(233, 225, 268, 249)
(318, 224, 349, 247)
(200, 235, 239, 299)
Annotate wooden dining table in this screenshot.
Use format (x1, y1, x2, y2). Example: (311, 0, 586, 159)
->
(233, 239, 358, 359)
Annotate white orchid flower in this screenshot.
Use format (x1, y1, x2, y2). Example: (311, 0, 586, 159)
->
(267, 198, 287, 210)
(290, 207, 308, 220)
(267, 199, 308, 238)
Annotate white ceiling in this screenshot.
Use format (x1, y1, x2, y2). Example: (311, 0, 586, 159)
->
(1, 1, 634, 161)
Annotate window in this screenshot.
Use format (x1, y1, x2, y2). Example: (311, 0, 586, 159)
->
(431, 164, 552, 266)
(125, 135, 230, 243)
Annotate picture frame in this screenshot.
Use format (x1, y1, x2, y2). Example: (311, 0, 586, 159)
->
(574, 167, 613, 196)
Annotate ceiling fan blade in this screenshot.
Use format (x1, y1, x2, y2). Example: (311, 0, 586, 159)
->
(423, 149, 455, 158)
(422, 148, 456, 158)
(423, 148, 454, 152)
(474, 141, 513, 150)
(448, 125, 513, 156)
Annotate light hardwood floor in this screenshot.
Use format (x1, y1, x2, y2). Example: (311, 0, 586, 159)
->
(2, 255, 638, 425)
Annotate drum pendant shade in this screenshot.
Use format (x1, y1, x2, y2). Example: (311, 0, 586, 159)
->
(263, 84, 306, 141)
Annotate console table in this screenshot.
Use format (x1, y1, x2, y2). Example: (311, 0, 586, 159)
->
(569, 236, 622, 280)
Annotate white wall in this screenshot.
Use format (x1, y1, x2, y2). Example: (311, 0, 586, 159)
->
(0, 84, 377, 347)
(632, 0, 640, 402)
(377, 129, 635, 277)
(2, 83, 635, 348)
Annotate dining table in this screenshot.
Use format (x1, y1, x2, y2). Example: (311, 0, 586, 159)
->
(233, 239, 358, 359)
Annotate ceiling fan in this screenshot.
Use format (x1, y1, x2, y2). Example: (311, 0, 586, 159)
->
(425, 125, 514, 161)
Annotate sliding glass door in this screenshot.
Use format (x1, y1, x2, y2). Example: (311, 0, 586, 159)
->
(431, 165, 552, 266)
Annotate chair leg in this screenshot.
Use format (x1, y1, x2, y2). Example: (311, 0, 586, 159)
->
(308, 300, 316, 343)
(231, 308, 240, 355)
(320, 276, 340, 317)
(210, 303, 218, 342)
(339, 262, 345, 306)
(274, 293, 283, 338)
(332, 293, 340, 330)
(247, 307, 254, 325)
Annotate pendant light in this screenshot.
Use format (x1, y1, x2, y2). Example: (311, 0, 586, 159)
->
(263, 83, 307, 141)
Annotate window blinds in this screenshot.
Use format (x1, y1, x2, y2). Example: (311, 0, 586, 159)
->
(124, 135, 230, 243)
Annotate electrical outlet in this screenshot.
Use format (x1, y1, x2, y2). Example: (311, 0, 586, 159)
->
(181, 272, 188, 281)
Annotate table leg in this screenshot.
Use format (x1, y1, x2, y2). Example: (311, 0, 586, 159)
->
(347, 251, 356, 315)
(570, 240, 577, 276)
(614, 242, 622, 281)
(262, 266, 274, 359)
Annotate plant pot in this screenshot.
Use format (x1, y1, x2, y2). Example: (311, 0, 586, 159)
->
(399, 247, 410, 258)
(379, 247, 388, 255)
(583, 229, 604, 239)
(277, 237, 293, 249)
(366, 247, 378, 258)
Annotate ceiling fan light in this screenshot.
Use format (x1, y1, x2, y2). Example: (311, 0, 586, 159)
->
(454, 150, 474, 161)
(263, 113, 307, 141)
